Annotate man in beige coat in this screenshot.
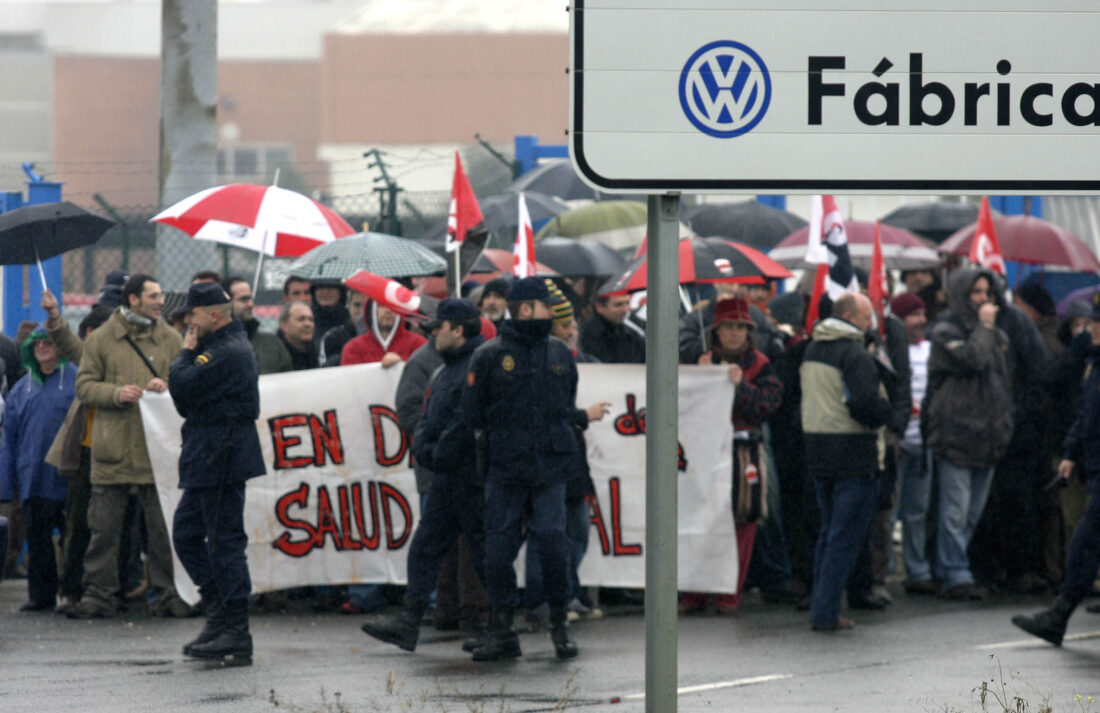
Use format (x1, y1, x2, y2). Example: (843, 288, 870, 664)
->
(67, 275, 188, 619)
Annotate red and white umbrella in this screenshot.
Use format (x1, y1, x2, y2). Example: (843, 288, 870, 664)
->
(153, 183, 354, 256)
(153, 183, 355, 291)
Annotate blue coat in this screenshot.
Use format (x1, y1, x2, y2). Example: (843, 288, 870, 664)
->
(413, 334, 485, 482)
(0, 364, 77, 502)
(169, 320, 266, 489)
(461, 320, 579, 488)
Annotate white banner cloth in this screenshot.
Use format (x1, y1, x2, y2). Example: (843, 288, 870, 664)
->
(142, 363, 738, 604)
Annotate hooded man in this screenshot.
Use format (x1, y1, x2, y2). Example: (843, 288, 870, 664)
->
(0, 326, 78, 611)
(340, 300, 426, 367)
(922, 268, 1014, 601)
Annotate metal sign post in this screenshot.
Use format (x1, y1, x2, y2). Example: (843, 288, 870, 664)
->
(644, 194, 680, 713)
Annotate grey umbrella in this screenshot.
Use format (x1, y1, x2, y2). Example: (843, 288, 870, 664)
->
(504, 159, 643, 202)
(287, 231, 446, 280)
(418, 191, 571, 245)
(682, 200, 807, 251)
(0, 200, 115, 287)
(881, 201, 994, 244)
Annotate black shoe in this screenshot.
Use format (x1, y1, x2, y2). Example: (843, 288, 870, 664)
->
(1011, 595, 1075, 647)
(462, 624, 489, 653)
(360, 607, 422, 652)
(20, 600, 53, 612)
(550, 623, 578, 659)
(848, 594, 888, 610)
(184, 591, 226, 657)
(904, 580, 938, 595)
(188, 600, 252, 665)
(472, 608, 522, 662)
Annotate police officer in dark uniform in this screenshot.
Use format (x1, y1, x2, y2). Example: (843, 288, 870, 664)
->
(462, 277, 580, 660)
(360, 297, 487, 652)
(168, 282, 266, 665)
(1012, 297, 1100, 646)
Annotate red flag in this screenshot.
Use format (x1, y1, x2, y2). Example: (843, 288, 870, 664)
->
(968, 196, 1006, 274)
(512, 193, 536, 277)
(345, 270, 426, 318)
(869, 219, 888, 336)
(446, 152, 483, 253)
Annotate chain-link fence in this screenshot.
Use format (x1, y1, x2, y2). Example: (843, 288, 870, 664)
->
(61, 188, 452, 311)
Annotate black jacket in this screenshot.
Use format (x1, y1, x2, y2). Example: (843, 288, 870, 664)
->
(579, 312, 646, 364)
(169, 320, 265, 488)
(395, 340, 444, 494)
(1063, 344, 1100, 477)
(461, 320, 579, 487)
(413, 335, 486, 484)
(277, 329, 319, 371)
(922, 268, 1014, 469)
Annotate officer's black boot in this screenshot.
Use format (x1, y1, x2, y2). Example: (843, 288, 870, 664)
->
(549, 603, 578, 659)
(183, 589, 226, 657)
(471, 607, 522, 662)
(462, 622, 490, 653)
(1011, 594, 1077, 646)
(189, 598, 253, 665)
(360, 599, 427, 652)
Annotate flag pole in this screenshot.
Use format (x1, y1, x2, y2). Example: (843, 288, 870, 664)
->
(453, 248, 461, 297)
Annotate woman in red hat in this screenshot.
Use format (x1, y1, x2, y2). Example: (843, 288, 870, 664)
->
(680, 296, 783, 615)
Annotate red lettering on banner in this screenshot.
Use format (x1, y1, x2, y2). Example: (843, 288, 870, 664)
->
(610, 477, 642, 556)
(272, 483, 316, 557)
(351, 482, 380, 549)
(379, 483, 412, 549)
(587, 494, 610, 556)
(269, 414, 314, 469)
(269, 411, 348, 470)
(369, 405, 409, 467)
(314, 486, 341, 550)
(271, 482, 412, 557)
(310, 409, 345, 466)
(612, 395, 688, 472)
(337, 485, 361, 550)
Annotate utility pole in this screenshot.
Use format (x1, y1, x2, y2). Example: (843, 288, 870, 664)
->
(364, 149, 403, 236)
(158, 0, 217, 290)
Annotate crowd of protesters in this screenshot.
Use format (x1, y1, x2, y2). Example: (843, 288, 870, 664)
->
(1, 257, 1098, 656)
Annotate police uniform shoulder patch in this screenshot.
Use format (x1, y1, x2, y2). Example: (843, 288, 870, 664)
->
(501, 355, 515, 372)
(194, 351, 213, 366)
(467, 371, 476, 386)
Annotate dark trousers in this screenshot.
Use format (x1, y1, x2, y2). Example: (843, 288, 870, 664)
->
(810, 474, 878, 628)
(525, 495, 592, 609)
(59, 448, 92, 598)
(405, 474, 486, 607)
(1060, 474, 1100, 606)
(485, 481, 568, 609)
(24, 497, 65, 606)
(172, 483, 250, 605)
(434, 535, 488, 628)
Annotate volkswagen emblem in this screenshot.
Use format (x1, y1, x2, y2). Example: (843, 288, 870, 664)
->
(679, 40, 771, 138)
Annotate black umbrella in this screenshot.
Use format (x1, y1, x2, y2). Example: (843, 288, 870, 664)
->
(682, 200, 808, 251)
(0, 201, 115, 287)
(504, 159, 643, 202)
(418, 191, 570, 244)
(534, 237, 626, 277)
(881, 201, 993, 244)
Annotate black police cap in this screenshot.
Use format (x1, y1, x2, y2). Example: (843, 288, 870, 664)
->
(183, 282, 231, 311)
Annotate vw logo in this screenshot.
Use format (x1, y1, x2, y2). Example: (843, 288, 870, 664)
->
(679, 40, 771, 138)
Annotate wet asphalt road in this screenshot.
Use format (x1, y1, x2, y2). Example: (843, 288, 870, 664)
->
(1, 578, 1099, 713)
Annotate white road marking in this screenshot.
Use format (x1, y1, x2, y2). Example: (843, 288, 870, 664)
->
(975, 631, 1100, 650)
(620, 673, 793, 701)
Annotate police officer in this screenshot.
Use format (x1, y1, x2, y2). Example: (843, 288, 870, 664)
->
(462, 277, 580, 661)
(360, 298, 487, 652)
(1012, 297, 1100, 646)
(168, 282, 265, 665)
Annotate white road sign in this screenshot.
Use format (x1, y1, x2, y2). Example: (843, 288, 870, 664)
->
(569, 1, 1100, 193)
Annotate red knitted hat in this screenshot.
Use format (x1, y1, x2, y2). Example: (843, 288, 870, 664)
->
(710, 297, 754, 330)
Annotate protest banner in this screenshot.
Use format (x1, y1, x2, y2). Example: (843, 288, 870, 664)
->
(142, 363, 738, 603)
